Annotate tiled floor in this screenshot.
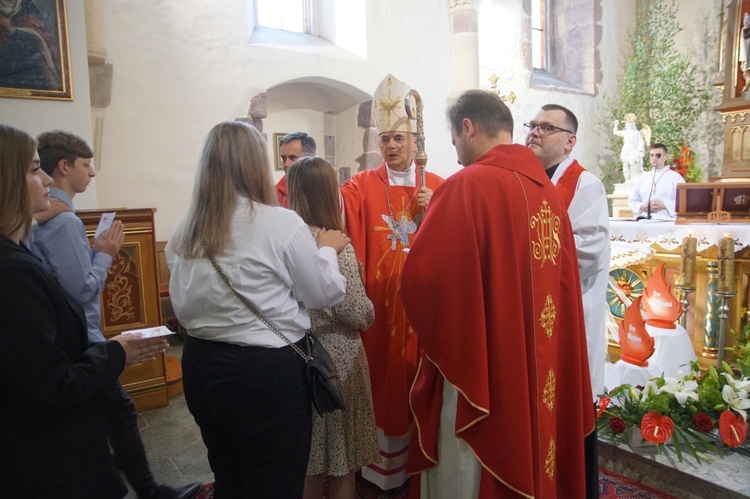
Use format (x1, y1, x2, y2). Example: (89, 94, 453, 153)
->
(123, 340, 214, 498)
(123, 338, 410, 499)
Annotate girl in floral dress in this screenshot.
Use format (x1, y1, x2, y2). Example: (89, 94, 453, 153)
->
(288, 156, 379, 499)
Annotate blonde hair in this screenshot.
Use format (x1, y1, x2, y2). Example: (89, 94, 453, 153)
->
(288, 156, 344, 232)
(171, 121, 277, 258)
(0, 124, 36, 240)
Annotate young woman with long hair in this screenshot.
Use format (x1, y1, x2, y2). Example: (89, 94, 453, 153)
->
(166, 121, 350, 498)
(288, 156, 379, 499)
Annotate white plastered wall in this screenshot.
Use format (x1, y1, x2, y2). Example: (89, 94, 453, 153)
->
(92, 0, 453, 240)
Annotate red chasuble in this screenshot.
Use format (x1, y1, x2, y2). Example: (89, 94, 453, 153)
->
(401, 145, 594, 498)
(341, 163, 444, 437)
(275, 176, 289, 208)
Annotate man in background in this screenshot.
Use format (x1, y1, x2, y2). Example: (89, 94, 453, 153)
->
(28, 130, 201, 499)
(401, 90, 594, 498)
(275, 131, 316, 207)
(628, 143, 684, 220)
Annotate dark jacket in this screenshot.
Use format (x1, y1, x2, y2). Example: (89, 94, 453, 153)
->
(0, 235, 127, 498)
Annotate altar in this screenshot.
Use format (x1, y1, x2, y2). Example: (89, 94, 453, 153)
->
(607, 219, 750, 370)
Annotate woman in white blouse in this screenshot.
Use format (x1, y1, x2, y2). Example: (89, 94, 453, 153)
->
(166, 121, 349, 499)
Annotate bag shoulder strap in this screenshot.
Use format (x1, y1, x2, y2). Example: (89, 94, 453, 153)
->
(208, 255, 311, 362)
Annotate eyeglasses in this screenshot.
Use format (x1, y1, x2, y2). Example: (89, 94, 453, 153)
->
(523, 122, 574, 136)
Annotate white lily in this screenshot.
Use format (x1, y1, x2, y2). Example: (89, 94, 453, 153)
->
(722, 373, 750, 397)
(722, 384, 750, 421)
(660, 371, 699, 405)
(640, 379, 661, 401)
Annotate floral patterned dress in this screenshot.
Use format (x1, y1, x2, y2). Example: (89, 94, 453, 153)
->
(306, 240, 380, 476)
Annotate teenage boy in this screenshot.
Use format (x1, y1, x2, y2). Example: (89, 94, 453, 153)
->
(29, 130, 201, 499)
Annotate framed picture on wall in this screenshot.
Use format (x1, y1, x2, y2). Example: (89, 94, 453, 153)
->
(273, 132, 287, 171)
(0, 0, 73, 101)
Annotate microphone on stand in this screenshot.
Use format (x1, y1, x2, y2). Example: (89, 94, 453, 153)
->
(646, 153, 662, 220)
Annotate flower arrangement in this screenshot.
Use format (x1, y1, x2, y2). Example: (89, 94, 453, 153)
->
(670, 144, 702, 183)
(597, 359, 750, 463)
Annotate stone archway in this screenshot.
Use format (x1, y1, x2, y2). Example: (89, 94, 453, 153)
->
(241, 77, 378, 180)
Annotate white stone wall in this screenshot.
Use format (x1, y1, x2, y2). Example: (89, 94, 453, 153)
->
(673, 0, 725, 179)
(92, 0, 454, 239)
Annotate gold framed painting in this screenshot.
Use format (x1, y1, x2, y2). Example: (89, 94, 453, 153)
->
(273, 132, 287, 171)
(0, 0, 73, 100)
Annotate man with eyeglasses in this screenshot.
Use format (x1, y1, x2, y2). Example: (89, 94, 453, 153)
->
(526, 104, 608, 499)
(340, 74, 444, 492)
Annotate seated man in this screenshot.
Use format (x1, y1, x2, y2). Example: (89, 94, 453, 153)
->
(28, 130, 201, 499)
(628, 143, 684, 220)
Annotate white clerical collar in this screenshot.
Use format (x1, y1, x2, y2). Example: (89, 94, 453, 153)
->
(386, 161, 416, 187)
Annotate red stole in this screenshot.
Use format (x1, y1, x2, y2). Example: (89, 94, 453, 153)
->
(554, 160, 585, 211)
(401, 145, 594, 498)
(341, 163, 444, 437)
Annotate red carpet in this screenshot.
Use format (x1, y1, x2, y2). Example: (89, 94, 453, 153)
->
(599, 468, 678, 499)
(194, 469, 678, 498)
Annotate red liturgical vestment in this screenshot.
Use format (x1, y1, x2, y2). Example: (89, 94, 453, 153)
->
(341, 163, 444, 437)
(401, 145, 594, 498)
(275, 176, 289, 208)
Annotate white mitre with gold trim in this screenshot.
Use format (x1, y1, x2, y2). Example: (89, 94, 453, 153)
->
(373, 74, 416, 135)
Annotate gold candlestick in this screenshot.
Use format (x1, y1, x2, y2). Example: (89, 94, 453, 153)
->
(718, 235, 735, 294)
(679, 234, 697, 287)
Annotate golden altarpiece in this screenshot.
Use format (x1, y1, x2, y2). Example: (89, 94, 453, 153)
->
(79, 208, 168, 411)
(608, 0, 750, 370)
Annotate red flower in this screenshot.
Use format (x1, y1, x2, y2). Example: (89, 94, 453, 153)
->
(692, 413, 714, 433)
(609, 417, 627, 433)
(719, 410, 748, 447)
(597, 396, 611, 420)
(640, 412, 674, 443)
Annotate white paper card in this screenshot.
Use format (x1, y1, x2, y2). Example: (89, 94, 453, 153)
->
(121, 326, 174, 338)
(94, 212, 116, 238)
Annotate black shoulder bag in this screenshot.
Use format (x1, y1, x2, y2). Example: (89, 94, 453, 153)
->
(208, 255, 346, 416)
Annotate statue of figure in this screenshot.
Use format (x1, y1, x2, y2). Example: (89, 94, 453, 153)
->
(739, 12, 750, 93)
(612, 113, 650, 182)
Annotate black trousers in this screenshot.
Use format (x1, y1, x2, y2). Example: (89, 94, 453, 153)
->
(103, 379, 157, 497)
(183, 335, 312, 499)
(585, 405, 599, 499)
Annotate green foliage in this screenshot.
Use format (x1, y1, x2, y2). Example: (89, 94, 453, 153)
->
(728, 315, 750, 377)
(602, 0, 712, 193)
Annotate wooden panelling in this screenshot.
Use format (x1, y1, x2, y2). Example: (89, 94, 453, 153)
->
(78, 208, 167, 411)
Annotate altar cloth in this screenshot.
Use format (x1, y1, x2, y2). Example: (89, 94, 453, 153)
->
(646, 324, 697, 378)
(609, 220, 750, 252)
